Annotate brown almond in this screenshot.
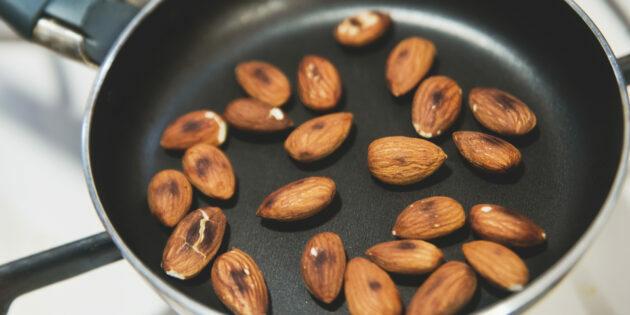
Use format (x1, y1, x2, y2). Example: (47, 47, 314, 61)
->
(365, 240, 442, 275)
(297, 55, 342, 111)
(162, 207, 226, 279)
(160, 110, 227, 150)
(453, 131, 521, 173)
(470, 204, 546, 247)
(223, 98, 293, 133)
(235, 60, 291, 107)
(256, 176, 336, 221)
(334, 11, 391, 47)
(392, 196, 465, 240)
(182, 143, 236, 200)
(469, 87, 537, 135)
(412, 76, 462, 138)
(301, 232, 346, 303)
(407, 261, 477, 315)
(386, 37, 436, 96)
(284, 112, 353, 162)
(462, 240, 529, 292)
(147, 169, 193, 227)
(344, 257, 402, 315)
(211, 249, 268, 315)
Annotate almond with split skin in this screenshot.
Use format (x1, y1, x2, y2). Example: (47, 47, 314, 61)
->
(386, 37, 436, 96)
(365, 240, 442, 275)
(223, 98, 293, 133)
(284, 112, 353, 162)
(297, 55, 342, 111)
(453, 131, 521, 173)
(469, 87, 537, 135)
(257, 176, 336, 221)
(392, 196, 465, 240)
(301, 232, 346, 304)
(470, 204, 546, 247)
(182, 143, 236, 200)
(344, 257, 402, 315)
(147, 169, 192, 227)
(235, 60, 291, 107)
(412, 76, 462, 138)
(160, 110, 227, 150)
(462, 240, 529, 292)
(334, 11, 391, 47)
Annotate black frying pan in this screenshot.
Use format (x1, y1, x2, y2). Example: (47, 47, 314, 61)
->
(1, 0, 629, 313)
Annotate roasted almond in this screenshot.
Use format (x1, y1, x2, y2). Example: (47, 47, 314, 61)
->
(182, 143, 236, 200)
(412, 76, 462, 138)
(223, 98, 293, 133)
(334, 11, 391, 47)
(162, 207, 226, 279)
(470, 204, 546, 247)
(462, 240, 529, 292)
(284, 112, 353, 162)
(392, 196, 465, 240)
(160, 110, 227, 150)
(297, 55, 342, 111)
(344, 257, 402, 315)
(386, 37, 436, 96)
(211, 248, 268, 315)
(452, 131, 521, 173)
(301, 232, 346, 303)
(235, 60, 291, 107)
(469, 87, 537, 135)
(256, 176, 336, 221)
(147, 169, 193, 227)
(407, 261, 477, 315)
(365, 240, 442, 275)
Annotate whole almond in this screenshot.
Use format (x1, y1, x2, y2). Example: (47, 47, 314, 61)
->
(235, 60, 291, 107)
(301, 232, 346, 303)
(365, 240, 442, 275)
(453, 131, 521, 173)
(334, 11, 391, 47)
(344, 257, 402, 315)
(284, 112, 353, 162)
(412, 76, 462, 138)
(470, 204, 546, 247)
(211, 248, 268, 315)
(392, 196, 465, 239)
(256, 176, 336, 221)
(462, 240, 529, 292)
(147, 169, 193, 227)
(297, 55, 342, 111)
(407, 261, 477, 315)
(386, 37, 436, 96)
(162, 207, 226, 279)
(223, 98, 293, 133)
(160, 110, 227, 150)
(182, 143, 236, 200)
(469, 87, 537, 135)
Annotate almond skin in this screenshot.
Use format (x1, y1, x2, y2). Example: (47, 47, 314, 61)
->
(161, 207, 226, 279)
(344, 257, 402, 315)
(284, 112, 353, 162)
(392, 196, 465, 240)
(407, 261, 477, 315)
(453, 131, 521, 173)
(223, 98, 293, 133)
(470, 204, 546, 247)
(301, 232, 346, 303)
(235, 60, 291, 107)
(182, 143, 236, 200)
(256, 177, 336, 221)
(297, 55, 342, 111)
(469, 87, 537, 135)
(412, 76, 462, 138)
(386, 37, 436, 96)
(365, 240, 442, 275)
(160, 110, 227, 150)
(334, 11, 391, 47)
(462, 240, 529, 292)
(147, 169, 193, 227)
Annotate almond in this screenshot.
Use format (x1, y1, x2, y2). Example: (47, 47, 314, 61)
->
(256, 176, 336, 221)
(160, 110, 227, 150)
(386, 37, 436, 96)
(182, 143, 236, 200)
(284, 112, 353, 162)
(161, 207, 226, 279)
(462, 240, 529, 292)
(301, 232, 346, 303)
(334, 11, 391, 47)
(470, 204, 546, 247)
(211, 248, 268, 315)
(223, 98, 293, 133)
(392, 196, 465, 240)
(452, 131, 521, 173)
(147, 169, 193, 227)
(469, 87, 537, 135)
(344, 257, 402, 315)
(365, 240, 442, 275)
(297, 55, 342, 111)
(406, 261, 477, 315)
(412, 76, 462, 138)
(235, 60, 291, 107)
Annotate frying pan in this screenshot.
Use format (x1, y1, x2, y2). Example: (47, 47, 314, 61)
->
(1, 0, 629, 313)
